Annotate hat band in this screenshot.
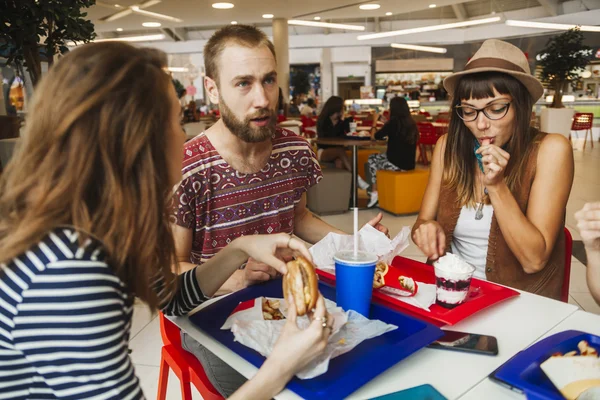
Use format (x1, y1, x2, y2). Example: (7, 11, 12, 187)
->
(465, 57, 526, 74)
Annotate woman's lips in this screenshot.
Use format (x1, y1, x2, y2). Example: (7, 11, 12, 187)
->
(479, 136, 495, 145)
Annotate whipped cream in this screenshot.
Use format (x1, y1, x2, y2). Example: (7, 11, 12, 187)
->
(436, 288, 469, 304)
(434, 253, 474, 274)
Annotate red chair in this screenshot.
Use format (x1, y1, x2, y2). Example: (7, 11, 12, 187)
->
(416, 122, 439, 165)
(277, 114, 287, 123)
(561, 227, 573, 303)
(571, 112, 594, 150)
(158, 312, 224, 400)
(434, 118, 449, 137)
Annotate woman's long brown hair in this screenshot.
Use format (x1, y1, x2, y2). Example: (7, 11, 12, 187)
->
(443, 72, 545, 208)
(0, 42, 177, 310)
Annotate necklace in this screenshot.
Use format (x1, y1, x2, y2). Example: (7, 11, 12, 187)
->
(474, 139, 488, 220)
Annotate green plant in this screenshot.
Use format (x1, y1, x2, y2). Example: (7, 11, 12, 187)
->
(172, 79, 186, 99)
(0, 0, 96, 86)
(537, 27, 593, 108)
(291, 69, 310, 96)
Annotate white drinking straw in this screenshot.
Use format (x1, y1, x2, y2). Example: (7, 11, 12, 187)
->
(353, 207, 358, 257)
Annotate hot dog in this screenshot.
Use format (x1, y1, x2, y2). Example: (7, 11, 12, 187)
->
(283, 256, 319, 316)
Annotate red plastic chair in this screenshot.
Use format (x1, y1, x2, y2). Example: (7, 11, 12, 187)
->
(571, 112, 594, 150)
(158, 312, 224, 400)
(416, 122, 439, 165)
(434, 118, 449, 137)
(561, 227, 573, 303)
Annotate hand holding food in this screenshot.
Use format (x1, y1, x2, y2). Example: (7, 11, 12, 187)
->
(283, 256, 320, 316)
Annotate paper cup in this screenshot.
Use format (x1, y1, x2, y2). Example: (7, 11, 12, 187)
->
(334, 251, 377, 317)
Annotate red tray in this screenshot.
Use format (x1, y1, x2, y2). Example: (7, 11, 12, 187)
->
(316, 255, 520, 327)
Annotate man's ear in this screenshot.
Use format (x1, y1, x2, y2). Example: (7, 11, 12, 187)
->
(204, 76, 220, 105)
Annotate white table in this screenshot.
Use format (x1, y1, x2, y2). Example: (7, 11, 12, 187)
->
(169, 291, 578, 400)
(460, 310, 600, 400)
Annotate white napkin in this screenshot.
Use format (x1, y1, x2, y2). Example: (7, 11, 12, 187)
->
(224, 297, 397, 379)
(378, 284, 437, 312)
(310, 225, 411, 269)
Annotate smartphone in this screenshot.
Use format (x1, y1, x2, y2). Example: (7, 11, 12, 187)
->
(427, 330, 499, 356)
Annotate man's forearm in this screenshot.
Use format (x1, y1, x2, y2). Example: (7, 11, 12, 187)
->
(293, 209, 346, 244)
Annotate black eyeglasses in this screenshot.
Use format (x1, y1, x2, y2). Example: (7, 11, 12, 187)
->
(455, 102, 511, 122)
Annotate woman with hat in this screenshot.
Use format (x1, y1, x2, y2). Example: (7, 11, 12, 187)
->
(412, 39, 574, 300)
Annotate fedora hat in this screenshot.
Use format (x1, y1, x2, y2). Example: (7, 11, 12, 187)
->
(443, 39, 544, 102)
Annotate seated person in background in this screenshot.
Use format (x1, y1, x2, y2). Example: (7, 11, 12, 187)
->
(575, 203, 600, 305)
(412, 39, 574, 300)
(366, 97, 418, 208)
(301, 98, 316, 117)
(316, 95, 369, 189)
(171, 24, 388, 397)
(288, 95, 300, 116)
(0, 42, 331, 400)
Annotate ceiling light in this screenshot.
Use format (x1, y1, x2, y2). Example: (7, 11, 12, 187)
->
(385, 12, 392, 16)
(131, 6, 183, 22)
(212, 2, 234, 9)
(505, 20, 600, 32)
(115, 3, 121, 7)
(231, 21, 238, 24)
(67, 34, 166, 46)
(314, 16, 321, 20)
(358, 16, 501, 40)
(360, 3, 381, 10)
(116, 28, 123, 32)
(288, 20, 366, 31)
(429, 4, 437, 8)
(142, 22, 161, 27)
(391, 43, 447, 54)
(167, 67, 189, 72)
(262, 14, 274, 18)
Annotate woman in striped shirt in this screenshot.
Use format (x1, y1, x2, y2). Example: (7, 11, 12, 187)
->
(0, 42, 331, 399)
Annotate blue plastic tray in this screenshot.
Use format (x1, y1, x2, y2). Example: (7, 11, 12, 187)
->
(370, 384, 447, 399)
(491, 330, 600, 400)
(189, 279, 443, 400)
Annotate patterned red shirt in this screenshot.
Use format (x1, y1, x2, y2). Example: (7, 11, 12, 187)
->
(171, 128, 322, 264)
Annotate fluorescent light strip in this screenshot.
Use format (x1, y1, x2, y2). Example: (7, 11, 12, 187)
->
(505, 20, 600, 32)
(168, 67, 189, 72)
(288, 20, 366, 31)
(131, 6, 183, 22)
(391, 43, 447, 54)
(67, 34, 166, 45)
(358, 16, 501, 40)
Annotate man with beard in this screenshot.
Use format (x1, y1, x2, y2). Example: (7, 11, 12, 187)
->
(170, 25, 388, 397)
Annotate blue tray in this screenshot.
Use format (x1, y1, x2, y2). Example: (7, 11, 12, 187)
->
(491, 330, 600, 400)
(189, 279, 443, 400)
(370, 384, 447, 399)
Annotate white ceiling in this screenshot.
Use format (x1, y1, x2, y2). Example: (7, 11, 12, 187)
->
(87, 0, 562, 34)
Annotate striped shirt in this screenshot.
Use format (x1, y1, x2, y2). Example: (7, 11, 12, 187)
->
(170, 128, 322, 264)
(0, 227, 207, 399)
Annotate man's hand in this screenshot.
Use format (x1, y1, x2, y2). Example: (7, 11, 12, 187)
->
(243, 257, 280, 287)
(366, 212, 390, 237)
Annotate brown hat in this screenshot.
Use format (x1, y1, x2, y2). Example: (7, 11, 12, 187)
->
(443, 39, 544, 102)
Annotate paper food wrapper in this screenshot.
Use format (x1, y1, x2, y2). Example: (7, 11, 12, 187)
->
(222, 297, 397, 379)
(310, 224, 411, 269)
(541, 355, 600, 399)
(310, 225, 436, 311)
(378, 284, 437, 312)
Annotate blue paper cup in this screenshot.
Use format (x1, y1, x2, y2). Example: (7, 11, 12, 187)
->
(334, 250, 378, 317)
